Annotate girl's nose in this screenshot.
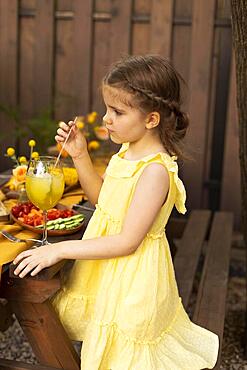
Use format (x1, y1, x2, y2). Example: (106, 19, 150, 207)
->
(103, 113, 113, 125)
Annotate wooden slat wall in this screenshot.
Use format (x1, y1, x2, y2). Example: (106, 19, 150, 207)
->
(221, 55, 241, 229)
(0, 0, 18, 167)
(0, 0, 240, 229)
(183, 0, 216, 210)
(33, 0, 54, 115)
(72, 0, 94, 115)
(110, 0, 133, 61)
(150, 0, 174, 59)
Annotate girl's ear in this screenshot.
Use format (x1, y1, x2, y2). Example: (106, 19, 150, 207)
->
(145, 112, 160, 129)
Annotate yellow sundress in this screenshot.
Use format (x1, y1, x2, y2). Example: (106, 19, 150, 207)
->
(52, 143, 219, 370)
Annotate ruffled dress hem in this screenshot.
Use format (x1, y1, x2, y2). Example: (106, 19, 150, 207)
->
(52, 290, 219, 370)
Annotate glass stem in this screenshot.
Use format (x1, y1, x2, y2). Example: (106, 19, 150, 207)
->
(42, 209, 49, 245)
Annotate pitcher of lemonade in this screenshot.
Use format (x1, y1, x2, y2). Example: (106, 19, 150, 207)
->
(25, 156, 65, 245)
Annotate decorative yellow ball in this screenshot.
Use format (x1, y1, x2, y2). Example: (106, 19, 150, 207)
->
(19, 156, 27, 164)
(28, 139, 36, 147)
(6, 147, 15, 157)
(88, 140, 100, 151)
(31, 151, 39, 159)
(87, 114, 96, 124)
(77, 121, 85, 129)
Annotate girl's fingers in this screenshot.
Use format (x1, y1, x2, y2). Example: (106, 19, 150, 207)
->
(55, 135, 64, 143)
(13, 256, 33, 276)
(13, 250, 32, 265)
(30, 264, 44, 277)
(59, 121, 70, 131)
(18, 261, 37, 279)
(57, 128, 68, 138)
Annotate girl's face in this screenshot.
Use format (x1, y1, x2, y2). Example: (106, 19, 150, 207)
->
(102, 85, 148, 145)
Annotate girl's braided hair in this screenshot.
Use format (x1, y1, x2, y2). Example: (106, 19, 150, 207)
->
(103, 55, 189, 159)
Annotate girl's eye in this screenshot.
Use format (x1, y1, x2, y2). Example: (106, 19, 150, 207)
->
(114, 109, 122, 115)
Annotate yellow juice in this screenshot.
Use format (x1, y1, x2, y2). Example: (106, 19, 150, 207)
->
(26, 171, 64, 210)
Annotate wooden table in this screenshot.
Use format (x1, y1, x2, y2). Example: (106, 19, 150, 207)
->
(0, 205, 94, 370)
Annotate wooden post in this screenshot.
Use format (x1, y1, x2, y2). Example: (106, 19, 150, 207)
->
(0, 272, 80, 370)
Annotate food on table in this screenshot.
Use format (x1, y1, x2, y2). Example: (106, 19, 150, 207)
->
(36, 214, 84, 230)
(62, 167, 79, 186)
(0, 201, 9, 221)
(11, 201, 83, 229)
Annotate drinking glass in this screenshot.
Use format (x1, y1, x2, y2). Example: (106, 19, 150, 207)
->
(25, 156, 65, 245)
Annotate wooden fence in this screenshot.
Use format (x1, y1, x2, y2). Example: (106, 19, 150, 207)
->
(0, 0, 241, 229)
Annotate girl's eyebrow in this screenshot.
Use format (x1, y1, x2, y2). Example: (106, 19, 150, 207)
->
(107, 104, 125, 112)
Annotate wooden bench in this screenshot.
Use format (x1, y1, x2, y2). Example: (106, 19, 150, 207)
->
(0, 209, 233, 370)
(167, 209, 233, 370)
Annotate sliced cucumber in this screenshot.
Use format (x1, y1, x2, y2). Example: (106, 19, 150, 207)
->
(35, 213, 84, 230)
(47, 225, 55, 230)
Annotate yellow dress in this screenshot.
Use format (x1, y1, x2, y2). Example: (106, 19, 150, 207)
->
(52, 144, 219, 370)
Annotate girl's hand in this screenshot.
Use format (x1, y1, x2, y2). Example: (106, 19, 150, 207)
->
(13, 243, 63, 278)
(55, 120, 88, 160)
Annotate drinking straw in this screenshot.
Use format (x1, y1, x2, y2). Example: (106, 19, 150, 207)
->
(54, 116, 78, 168)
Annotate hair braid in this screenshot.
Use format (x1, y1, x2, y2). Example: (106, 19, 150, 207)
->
(127, 81, 177, 114)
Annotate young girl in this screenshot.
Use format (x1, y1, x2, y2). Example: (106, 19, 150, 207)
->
(13, 55, 219, 369)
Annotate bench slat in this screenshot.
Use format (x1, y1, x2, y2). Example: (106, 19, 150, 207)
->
(0, 358, 60, 370)
(193, 211, 233, 369)
(174, 210, 211, 308)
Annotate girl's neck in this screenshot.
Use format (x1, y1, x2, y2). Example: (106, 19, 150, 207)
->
(124, 135, 168, 161)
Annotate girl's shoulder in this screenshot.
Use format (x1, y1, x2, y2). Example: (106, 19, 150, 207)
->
(107, 143, 179, 178)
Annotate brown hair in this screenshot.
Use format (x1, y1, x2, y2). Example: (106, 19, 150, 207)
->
(102, 54, 189, 160)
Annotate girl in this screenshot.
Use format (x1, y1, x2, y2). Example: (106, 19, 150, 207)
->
(13, 55, 219, 369)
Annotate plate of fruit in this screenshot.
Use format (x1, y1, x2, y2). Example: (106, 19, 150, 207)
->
(10, 201, 85, 236)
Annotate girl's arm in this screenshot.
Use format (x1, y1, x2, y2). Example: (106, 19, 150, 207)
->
(13, 163, 169, 278)
(72, 151, 103, 205)
(56, 121, 103, 205)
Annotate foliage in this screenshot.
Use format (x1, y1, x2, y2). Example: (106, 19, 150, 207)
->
(0, 104, 57, 153)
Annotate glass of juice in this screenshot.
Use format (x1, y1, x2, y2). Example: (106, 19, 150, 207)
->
(26, 156, 65, 245)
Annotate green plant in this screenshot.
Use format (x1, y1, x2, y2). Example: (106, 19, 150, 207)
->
(0, 104, 57, 153)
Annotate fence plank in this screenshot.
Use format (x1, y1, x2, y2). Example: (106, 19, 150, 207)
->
(220, 54, 241, 229)
(0, 0, 18, 171)
(150, 0, 174, 59)
(193, 212, 233, 369)
(92, 21, 111, 115)
(72, 0, 94, 114)
(33, 0, 54, 115)
(54, 1, 74, 121)
(174, 210, 211, 308)
(183, 0, 216, 210)
(110, 0, 133, 62)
